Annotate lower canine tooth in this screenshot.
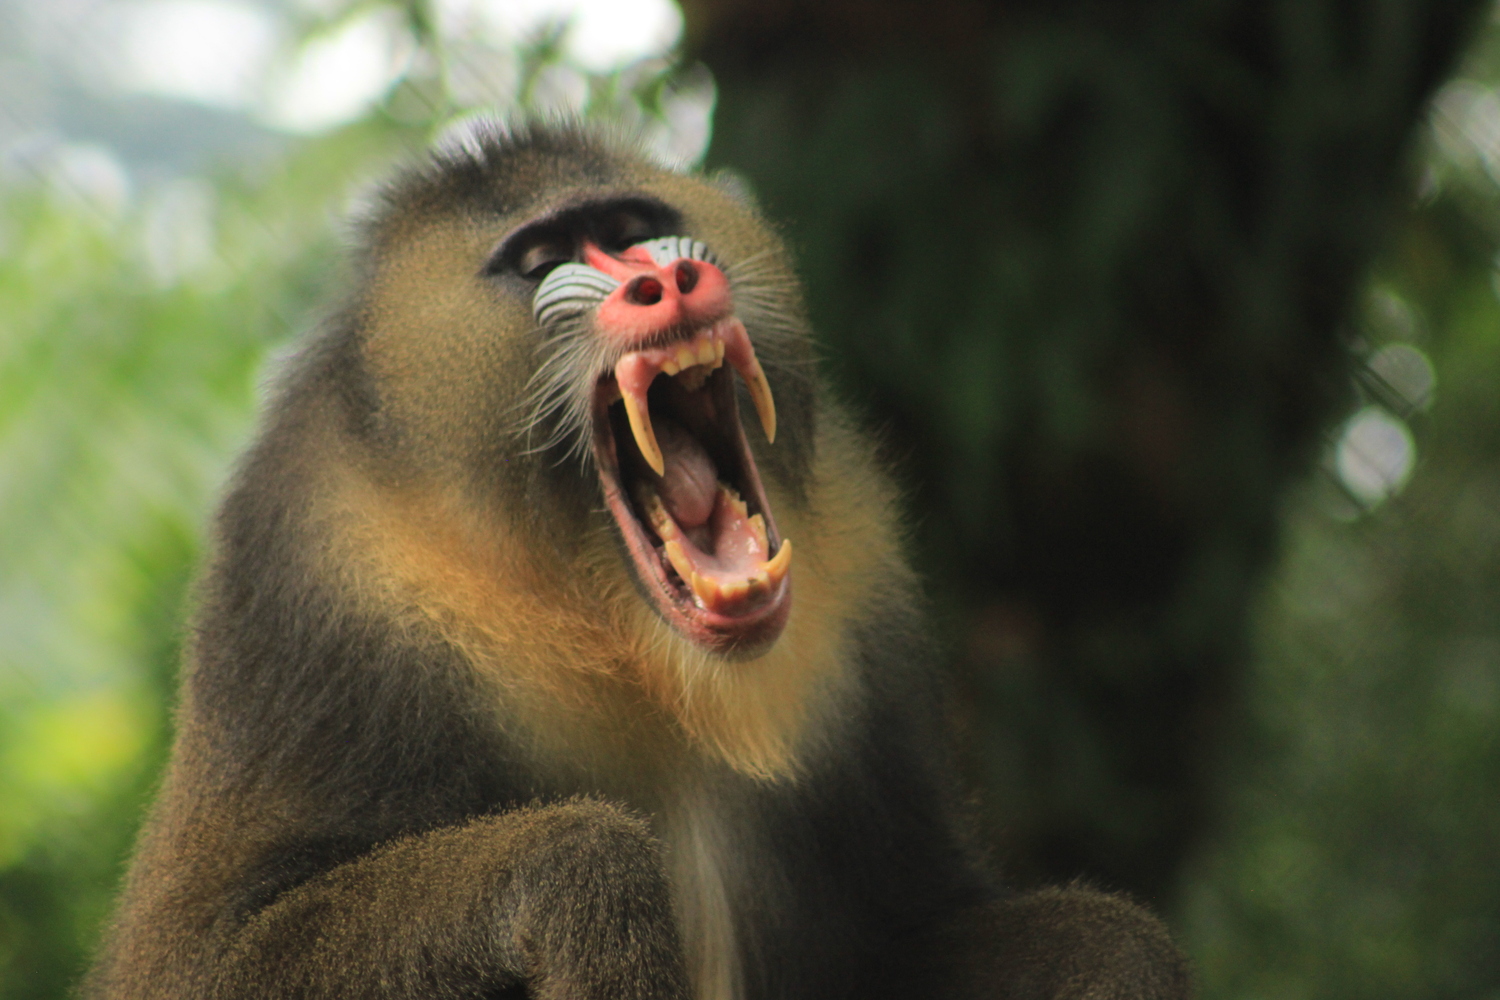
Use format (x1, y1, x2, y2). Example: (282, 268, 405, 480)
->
(691, 570, 720, 608)
(763, 539, 793, 583)
(722, 317, 778, 444)
(663, 539, 693, 582)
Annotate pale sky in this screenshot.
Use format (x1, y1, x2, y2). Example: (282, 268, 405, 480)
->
(0, 0, 689, 173)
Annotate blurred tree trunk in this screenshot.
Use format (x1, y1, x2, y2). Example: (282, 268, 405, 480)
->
(682, 0, 1485, 903)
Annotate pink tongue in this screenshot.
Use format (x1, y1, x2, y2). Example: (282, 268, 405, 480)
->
(653, 418, 717, 529)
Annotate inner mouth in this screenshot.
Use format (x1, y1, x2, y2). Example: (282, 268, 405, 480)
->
(590, 317, 792, 655)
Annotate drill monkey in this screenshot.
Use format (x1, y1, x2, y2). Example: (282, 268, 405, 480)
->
(87, 125, 1191, 999)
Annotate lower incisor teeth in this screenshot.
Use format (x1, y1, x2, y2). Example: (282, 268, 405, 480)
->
(664, 536, 794, 611)
(717, 578, 750, 604)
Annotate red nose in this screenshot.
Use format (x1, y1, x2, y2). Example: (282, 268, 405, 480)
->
(585, 242, 731, 343)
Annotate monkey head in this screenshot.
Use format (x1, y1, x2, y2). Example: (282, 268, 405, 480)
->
(347, 127, 813, 661)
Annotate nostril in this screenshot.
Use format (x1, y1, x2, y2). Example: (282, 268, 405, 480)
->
(675, 261, 699, 295)
(626, 276, 664, 306)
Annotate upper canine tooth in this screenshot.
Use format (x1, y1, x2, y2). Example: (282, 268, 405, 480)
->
(623, 391, 665, 476)
(615, 353, 666, 476)
(721, 317, 777, 444)
(696, 339, 716, 365)
(744, 360, 777, 445)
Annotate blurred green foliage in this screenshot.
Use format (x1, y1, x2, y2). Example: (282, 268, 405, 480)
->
(1176, 25, 1500, 997)
(3, 1, 1500, 998)
(1181, 304, 1500, 997)
(0, 119, 402, 996)
(1180, 157, 1500, 998)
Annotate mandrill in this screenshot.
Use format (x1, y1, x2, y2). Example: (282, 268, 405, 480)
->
(87, 124, 1192, 1000)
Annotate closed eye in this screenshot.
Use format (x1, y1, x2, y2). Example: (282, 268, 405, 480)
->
(488, 196, 683, 279)
(518, 239, 575, 280)
(595, 210, 658, 252)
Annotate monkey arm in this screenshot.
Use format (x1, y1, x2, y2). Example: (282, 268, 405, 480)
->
(220, 800, 689, 1000)
(887, 886, 1194, 1000)
(97, 799, 691, 1000)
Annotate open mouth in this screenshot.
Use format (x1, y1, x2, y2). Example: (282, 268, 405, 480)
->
(590, 316, 792, 656)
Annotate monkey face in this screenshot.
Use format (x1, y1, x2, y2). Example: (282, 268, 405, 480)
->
(507, 206, 793, 656)
(355, 134, 809, 662)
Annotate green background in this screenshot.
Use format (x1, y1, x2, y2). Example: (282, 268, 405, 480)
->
(3, 1, 1500, 996)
